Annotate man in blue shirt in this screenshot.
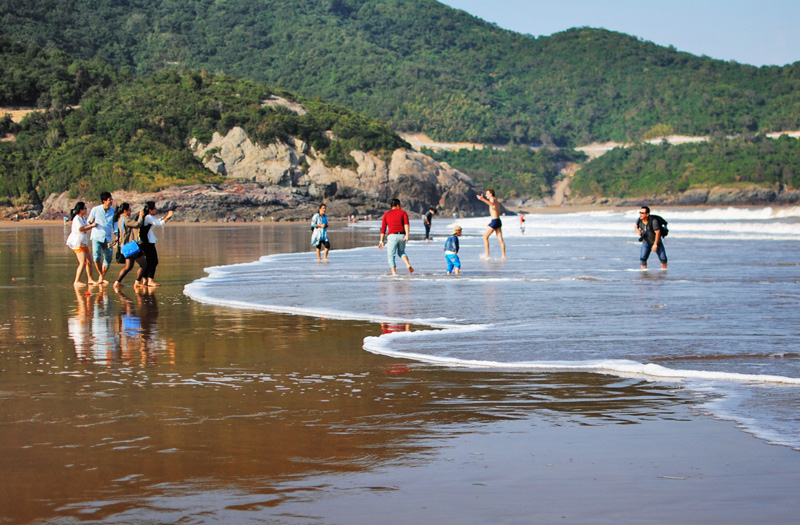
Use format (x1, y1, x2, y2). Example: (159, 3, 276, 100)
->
(88, 191, 115, 284)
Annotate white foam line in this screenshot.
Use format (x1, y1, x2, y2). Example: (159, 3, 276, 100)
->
(184, 282, 459, 327)
(364, 331, 800, 386)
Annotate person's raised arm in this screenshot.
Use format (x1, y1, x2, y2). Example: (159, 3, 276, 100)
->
(131, 210, 146, 228)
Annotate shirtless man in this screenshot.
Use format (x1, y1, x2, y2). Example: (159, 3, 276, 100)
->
(476, 188, 506, 259)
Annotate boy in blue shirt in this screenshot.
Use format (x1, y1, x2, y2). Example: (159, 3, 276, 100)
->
(444, 225, 462, 275)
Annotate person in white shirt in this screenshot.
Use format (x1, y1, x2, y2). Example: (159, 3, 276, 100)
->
(139, 201, 174, 287)
(87, 191, 115, 284)
(65, 201, 98, 286)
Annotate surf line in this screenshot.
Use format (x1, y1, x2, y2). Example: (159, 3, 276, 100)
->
(364, 330, 800, 387)
(184, 249, 462, 329)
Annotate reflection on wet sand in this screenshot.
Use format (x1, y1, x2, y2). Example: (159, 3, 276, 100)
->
(68, 285, 174, 366)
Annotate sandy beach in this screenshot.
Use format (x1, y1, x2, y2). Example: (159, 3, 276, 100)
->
(2, 221, 800, 523)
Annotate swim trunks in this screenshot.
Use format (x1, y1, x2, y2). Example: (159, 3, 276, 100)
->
(445, 253, 461, 273)
(489, 218, 502, 230)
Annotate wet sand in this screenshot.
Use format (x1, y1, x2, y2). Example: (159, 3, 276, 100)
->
(2, 222, 800, 523)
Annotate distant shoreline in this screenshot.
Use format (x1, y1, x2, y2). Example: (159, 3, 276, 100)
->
(3, 202, 797, 225)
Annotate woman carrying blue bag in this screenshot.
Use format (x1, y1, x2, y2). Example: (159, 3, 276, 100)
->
(112, 203, 147, 290)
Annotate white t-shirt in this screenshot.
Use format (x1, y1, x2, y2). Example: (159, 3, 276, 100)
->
(143, 215, 166, 244)
(66, 215, 89, 249)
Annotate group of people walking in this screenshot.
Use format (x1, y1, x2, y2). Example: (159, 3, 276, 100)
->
(376, 190, 506, 276)
(311, 194, 668, 274)
(67, 194, 666, 284)
(66, 192, 174, 288)
(310, 189, 509, 276)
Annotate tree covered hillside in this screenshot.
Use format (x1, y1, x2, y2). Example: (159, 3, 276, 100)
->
(572, 134, 800, 199)
(0, 37, 117, 108)
(0, 47, 408, 206)
(423, 146, 584, 200)
(2, 0, 799, 146)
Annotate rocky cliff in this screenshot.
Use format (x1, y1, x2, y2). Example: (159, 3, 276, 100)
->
(40, 126, 487, 221)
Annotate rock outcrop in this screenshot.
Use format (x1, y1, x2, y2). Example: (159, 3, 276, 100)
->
(40, 127, 487, 221)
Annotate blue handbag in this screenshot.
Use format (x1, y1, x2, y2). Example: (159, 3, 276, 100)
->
(120, 240, 142, 259)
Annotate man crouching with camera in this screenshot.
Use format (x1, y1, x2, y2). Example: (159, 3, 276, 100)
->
(635, 206, 668, 270)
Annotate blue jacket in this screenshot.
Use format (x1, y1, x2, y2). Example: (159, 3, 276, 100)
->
(444, 234, 459, 253)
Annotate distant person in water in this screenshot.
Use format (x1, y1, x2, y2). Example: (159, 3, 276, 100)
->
(635, 206, 668, 270)
(519, 213, 526, 235)
(112, 202, 147, 290)
(378, 198, 414, 276)
(444, 225, 462, 275)
(310, 204, 330, 261)
(65, 201, 98, 287)
(476, 188, 506, 259)
(423, 207, 436, 241)
(139, 201, 174, 287)
(88, 191, 115, 284)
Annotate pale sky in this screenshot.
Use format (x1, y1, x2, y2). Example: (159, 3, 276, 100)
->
(438, 0, 800, 67)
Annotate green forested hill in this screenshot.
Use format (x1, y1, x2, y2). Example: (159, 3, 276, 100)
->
(0, 37, 117, 108)
(0, 54, 408, 205)
(572, 134, 800, 199)
(2, 0, 799, 146)
(424, 146, 584, 200)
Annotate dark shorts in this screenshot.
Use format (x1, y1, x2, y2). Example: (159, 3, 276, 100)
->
(314, 239, 331, 249)
(488, 218, 502, 230)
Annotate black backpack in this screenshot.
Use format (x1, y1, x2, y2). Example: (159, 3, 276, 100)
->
(650, 215, 669, 238)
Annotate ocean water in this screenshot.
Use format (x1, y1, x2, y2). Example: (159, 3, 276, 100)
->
(185, 207, 800, 449)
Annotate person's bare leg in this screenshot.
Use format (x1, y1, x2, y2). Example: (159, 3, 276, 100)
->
(482, 227, 492, 258)
(94, 259, 108, 284)
(73, 252, 85, 286)
(495, 229, 506, 258)
(323, 247, 329, 261)
(402, 255, 414, 274)
(83, 253, 97, 284)
(316, 246, 322, 261)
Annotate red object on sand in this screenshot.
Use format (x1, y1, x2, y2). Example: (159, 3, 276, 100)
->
(384, 364, 411, 375)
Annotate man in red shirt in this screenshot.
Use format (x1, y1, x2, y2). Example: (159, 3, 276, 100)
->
(378, 198, 415, 276)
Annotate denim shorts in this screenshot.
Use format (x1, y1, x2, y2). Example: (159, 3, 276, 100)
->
(386, 233, 406, 268)
(92, 240, 113, 268)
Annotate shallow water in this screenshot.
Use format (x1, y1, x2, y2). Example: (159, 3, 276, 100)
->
(187, 208, 800, 449)
(2, 217, 799, 523)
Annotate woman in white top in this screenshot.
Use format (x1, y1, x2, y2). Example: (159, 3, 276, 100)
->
(138, 200, 174, 287)
(65, 201, 98, 286)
